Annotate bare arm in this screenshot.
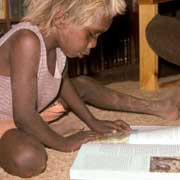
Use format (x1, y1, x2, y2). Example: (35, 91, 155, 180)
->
(60, 65, 96, 128)
(10, 30, 98, 152)
(60, 64, 131, 134)
(10, 30, 67, 151)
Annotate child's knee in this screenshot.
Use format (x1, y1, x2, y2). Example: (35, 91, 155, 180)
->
(11, 145, 47, 177)
(0, 129, 47, 178)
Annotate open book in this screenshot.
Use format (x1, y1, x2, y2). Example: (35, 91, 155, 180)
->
(70, 126, 180, 180)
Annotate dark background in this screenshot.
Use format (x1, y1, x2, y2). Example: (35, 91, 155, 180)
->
(68, 0, 180, 84)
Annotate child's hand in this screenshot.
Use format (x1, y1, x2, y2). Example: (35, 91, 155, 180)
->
(89, 119, 132, 135)
(60, 131, 101, 152)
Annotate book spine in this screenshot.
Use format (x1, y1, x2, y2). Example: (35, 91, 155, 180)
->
(21, 0, 25, 17)
(0, 0, 6, 19)
(8, 0, 13, 18)
(7, 0, 10, 18)
(8, 0, 25, 20)
(0, 0, 2, 18)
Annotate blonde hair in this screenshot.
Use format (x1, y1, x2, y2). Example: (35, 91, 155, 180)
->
(23, 0, 126, 36)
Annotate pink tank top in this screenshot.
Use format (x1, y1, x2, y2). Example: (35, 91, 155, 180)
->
(0, 22, 66, 120)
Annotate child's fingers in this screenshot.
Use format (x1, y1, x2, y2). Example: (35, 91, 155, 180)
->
(105, 120, 131, 132)
(104, 121, 131, 134)
(114, 120, 132, 131)
(102, 122, 123, 134)
(82, 131, 102, 142)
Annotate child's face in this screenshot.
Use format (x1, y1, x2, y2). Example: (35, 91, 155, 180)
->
(56, 10, 112, 58)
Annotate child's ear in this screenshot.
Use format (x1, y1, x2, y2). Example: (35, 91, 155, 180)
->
(53, 10, 66, 29)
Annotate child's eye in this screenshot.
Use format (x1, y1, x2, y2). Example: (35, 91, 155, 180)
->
(88, 32, 96, 39)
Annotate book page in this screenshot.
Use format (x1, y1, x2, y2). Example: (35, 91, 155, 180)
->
(129, 126, 180, 145)
(70, 143, 180, 180)
(91, 126, 159, 144)
(92, 126, 180, 145)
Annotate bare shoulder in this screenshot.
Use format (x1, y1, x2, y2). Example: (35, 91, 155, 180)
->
(0, 29, 41, 76)
(9, 29, 42, 76)
(9, 29, 42, 70)
(11, 29, 40, 53)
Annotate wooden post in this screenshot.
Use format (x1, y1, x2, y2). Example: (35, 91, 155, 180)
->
(139, 4, 159, 91)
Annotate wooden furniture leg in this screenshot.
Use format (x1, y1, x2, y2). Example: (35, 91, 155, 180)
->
(139, 4, 159, 91)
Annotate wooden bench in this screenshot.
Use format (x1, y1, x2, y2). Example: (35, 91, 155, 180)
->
(139, 0, 173, 91)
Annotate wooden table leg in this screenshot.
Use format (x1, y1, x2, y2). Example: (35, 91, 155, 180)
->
(139, 4, 159, 91)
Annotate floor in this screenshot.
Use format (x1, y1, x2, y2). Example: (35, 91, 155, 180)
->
(1, 74, 180, 180)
